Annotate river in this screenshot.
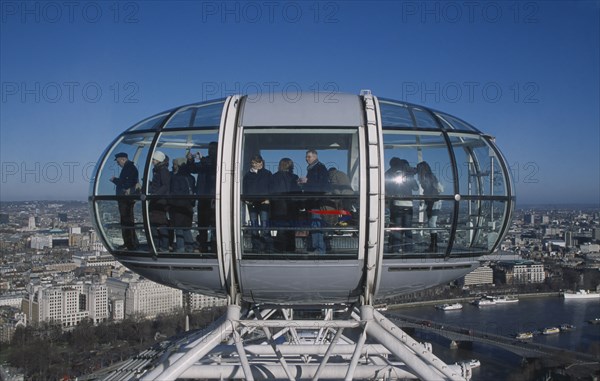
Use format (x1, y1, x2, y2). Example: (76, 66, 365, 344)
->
(388, 295, 600, 380)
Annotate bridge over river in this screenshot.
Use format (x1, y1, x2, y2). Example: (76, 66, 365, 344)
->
(388, 313, 600, 378)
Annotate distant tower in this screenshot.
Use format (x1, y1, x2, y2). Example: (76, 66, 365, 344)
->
(593, 227, 600, 243)
(524, 213, 535, 225)
(28, 216, 36, 230)
(564, 231, 573, 248)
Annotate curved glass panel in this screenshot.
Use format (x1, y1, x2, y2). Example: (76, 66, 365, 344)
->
(95, 200, 146, 251)
(239, 128, 360, 258)
(164, 107, 195, 129)
(435, 112, 480, 132)
(94, 133, 153, 196)
(411, 108, 438, 129)
(127, 112, 171, 131)
(382, 130, 453, 257)
(379, 101, 414, 127)
(163, 100, 225, 129)
(148, 131, 219, 255)
(448, 133, 508, 197)
(451, 199, 507, 256)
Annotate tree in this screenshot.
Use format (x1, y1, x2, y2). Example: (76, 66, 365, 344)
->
(69, 318, 98, 352)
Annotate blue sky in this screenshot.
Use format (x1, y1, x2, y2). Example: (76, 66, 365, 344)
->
(1, 1, 598, 205)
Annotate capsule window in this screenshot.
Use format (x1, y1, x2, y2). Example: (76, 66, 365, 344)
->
(447, 133, 508, 197)
(382, 130, 453, 257)
(238, 128, 361, 258)
(147, 131, 219, 255)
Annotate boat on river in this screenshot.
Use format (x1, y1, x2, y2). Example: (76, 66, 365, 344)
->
(560, 323, 575, 332)
(542, 327, 560, 335)
(516, 332, 533, 340)
(435, 303, 463, 311)
(563, 290, 600, 299)
(472, 298, 496, 307)
(491, 295, 519, 303)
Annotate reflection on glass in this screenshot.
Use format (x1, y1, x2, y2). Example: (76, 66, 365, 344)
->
(382, 130, 452, 257)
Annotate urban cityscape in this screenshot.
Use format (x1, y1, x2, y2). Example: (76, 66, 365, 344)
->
(0, 200, 599, 379)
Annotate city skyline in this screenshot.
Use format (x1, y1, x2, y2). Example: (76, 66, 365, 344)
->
(1, 1, 599, 205)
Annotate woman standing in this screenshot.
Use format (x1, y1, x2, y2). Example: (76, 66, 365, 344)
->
(149, 151, 171, 252)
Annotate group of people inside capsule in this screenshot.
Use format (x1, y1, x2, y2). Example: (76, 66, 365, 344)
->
(110, 143, 218, 253)
(111, 147, 441, 255)
(243, 149, 354, 255)
(385, 157, 443, 253)
(111, 146, 353, 254)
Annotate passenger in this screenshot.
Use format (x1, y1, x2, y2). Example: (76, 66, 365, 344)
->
(149, 151, 171, 252)
(384, 157, 418, 253)
(187, 142, 217, 253)
(270, 158, 300, 253)
(328, 167, 354, 220)
(416, 161, 443, 252)
(298, 149, 330, 254)
(328, 167, 352, 195)
(110, 152, 139, 250)
(170, 157, 196, 253)
(243, 155, 273, 252)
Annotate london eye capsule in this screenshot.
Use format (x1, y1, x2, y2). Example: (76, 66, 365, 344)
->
(90, 91, 514, 305)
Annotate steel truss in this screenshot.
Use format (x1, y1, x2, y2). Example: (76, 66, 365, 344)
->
(137, 303, 471, 381)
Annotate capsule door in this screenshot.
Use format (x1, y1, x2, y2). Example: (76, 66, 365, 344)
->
(220, 94, 369, 304)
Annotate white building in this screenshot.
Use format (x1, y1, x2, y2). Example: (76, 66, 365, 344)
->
(126, 279, 182, 318)
(106, 274, 183, 319)
(462, 265, 493, 286)
(72, 252, 118, 268)
(497, 261, 545, 284)
(30, 235, 52, 249)
(28, 216, 36, 230)
(87, 284, 109, 324)
(0, 294, 25, 308)
(21, 283, 109, 328)
(186, 292, 227, 311)
(580, 243, 600, 254)
(110, 298, 125, 321)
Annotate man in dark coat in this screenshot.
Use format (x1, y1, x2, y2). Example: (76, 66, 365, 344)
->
(298, 149, 330, 254)
(110, 152, 139, 250)
(243, 155, 273, 252)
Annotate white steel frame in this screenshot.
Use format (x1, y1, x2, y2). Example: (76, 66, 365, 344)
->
(139, 303, 471, 381)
